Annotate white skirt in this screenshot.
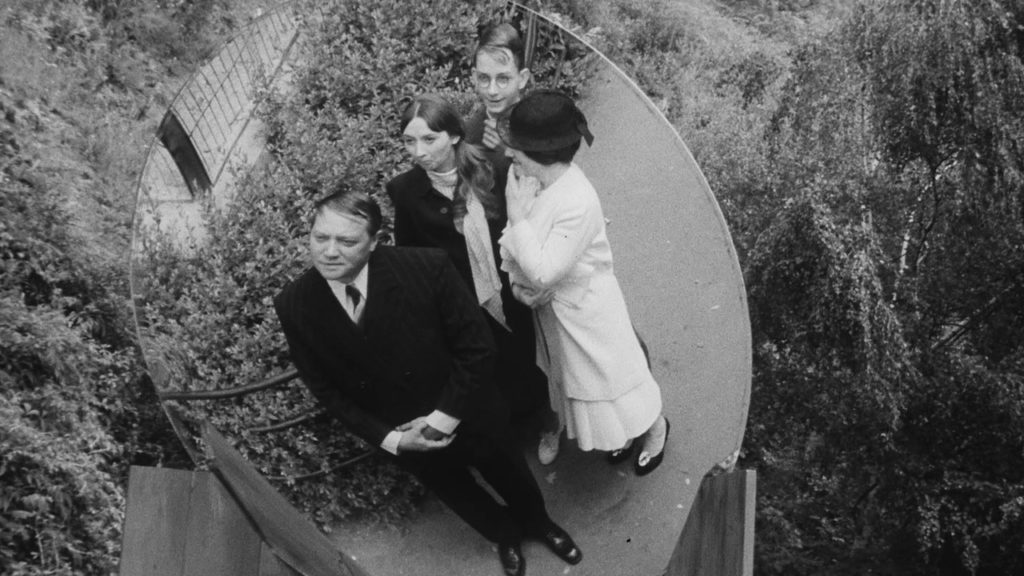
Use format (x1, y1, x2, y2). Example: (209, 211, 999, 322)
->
(550, 376, 663, 452)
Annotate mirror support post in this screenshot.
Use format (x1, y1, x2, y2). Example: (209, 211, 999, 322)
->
(665, 469, 756, 576)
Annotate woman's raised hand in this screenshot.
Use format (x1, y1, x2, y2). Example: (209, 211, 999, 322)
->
(505, 166, 540, 223)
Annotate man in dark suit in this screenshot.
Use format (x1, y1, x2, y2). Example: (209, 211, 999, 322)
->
(274, 187, 581, 576)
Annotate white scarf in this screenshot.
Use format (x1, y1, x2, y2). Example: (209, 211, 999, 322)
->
(427, 169, 507, 330)
(427, 168, 457, 200)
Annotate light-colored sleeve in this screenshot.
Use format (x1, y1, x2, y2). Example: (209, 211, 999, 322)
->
(424, 410, 461, 435)
(503, 167, 540, 222)
(500, 194, 602, 290)
(381, 430, 403, 455)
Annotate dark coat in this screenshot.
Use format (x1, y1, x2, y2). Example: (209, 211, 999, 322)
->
(274, 246, 506, 446)
(464, 105, 512, 180)
(385, 166, 548, 420)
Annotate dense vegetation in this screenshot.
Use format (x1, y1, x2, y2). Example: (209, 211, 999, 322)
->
(3, 0, 1023, 574)
(1, 1, 271, 574)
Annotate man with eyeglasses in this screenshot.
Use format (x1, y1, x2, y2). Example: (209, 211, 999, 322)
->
(463, 22, 553, 440)
(466, 21, 531, 169)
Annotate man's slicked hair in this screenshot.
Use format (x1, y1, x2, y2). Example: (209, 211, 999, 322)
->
(476, 21, 526, 70)
(312, 185, 382, 236)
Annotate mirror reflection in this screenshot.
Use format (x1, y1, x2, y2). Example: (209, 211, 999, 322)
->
(130, 1, 750, 574)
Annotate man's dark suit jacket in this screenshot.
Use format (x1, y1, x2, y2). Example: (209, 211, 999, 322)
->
(274, 246, 506, 447)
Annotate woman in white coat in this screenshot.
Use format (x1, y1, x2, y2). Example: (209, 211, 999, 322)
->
(498, 90, 669, 475)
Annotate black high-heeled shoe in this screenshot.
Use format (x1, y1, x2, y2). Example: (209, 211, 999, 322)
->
(634, 417, 670, 476)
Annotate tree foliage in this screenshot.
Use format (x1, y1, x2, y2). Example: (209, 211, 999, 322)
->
(1, 0, 237, 573)
(741, 1, 1024, 573)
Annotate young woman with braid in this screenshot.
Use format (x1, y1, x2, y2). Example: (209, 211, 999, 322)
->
(386, 94, 550, 433)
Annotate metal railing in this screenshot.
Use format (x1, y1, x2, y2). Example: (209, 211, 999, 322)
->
(160, 369, 375, 482)
(161, 4, 300, 196)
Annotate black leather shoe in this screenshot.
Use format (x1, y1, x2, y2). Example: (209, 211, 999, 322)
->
(536, 522, 582, 565)
(498, 542, 525, 576)
(635, 417, 670, 476)
(606, 440, 635, 464)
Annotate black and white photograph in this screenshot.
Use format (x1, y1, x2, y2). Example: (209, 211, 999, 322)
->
(2, 1, 1021, 575)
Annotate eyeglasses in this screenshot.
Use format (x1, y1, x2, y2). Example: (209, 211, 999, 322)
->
(474, 72, 514, 89)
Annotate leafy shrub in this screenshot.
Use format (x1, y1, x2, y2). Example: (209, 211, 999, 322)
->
(3, 0, 231, 66)
(1, 126, 179, 575)
(87, 0, 243, 63)
(716, 51, 783, 108)
(743, 196, 914, 573)
(895, 351, 1024, 575)
(1, 0, 225, 572)
(0, 295, 133, 575)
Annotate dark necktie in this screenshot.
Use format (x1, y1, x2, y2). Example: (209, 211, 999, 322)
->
(345, 284, 361, 311)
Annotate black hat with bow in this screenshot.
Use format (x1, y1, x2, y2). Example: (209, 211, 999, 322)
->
(500, 89, 595, 151)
